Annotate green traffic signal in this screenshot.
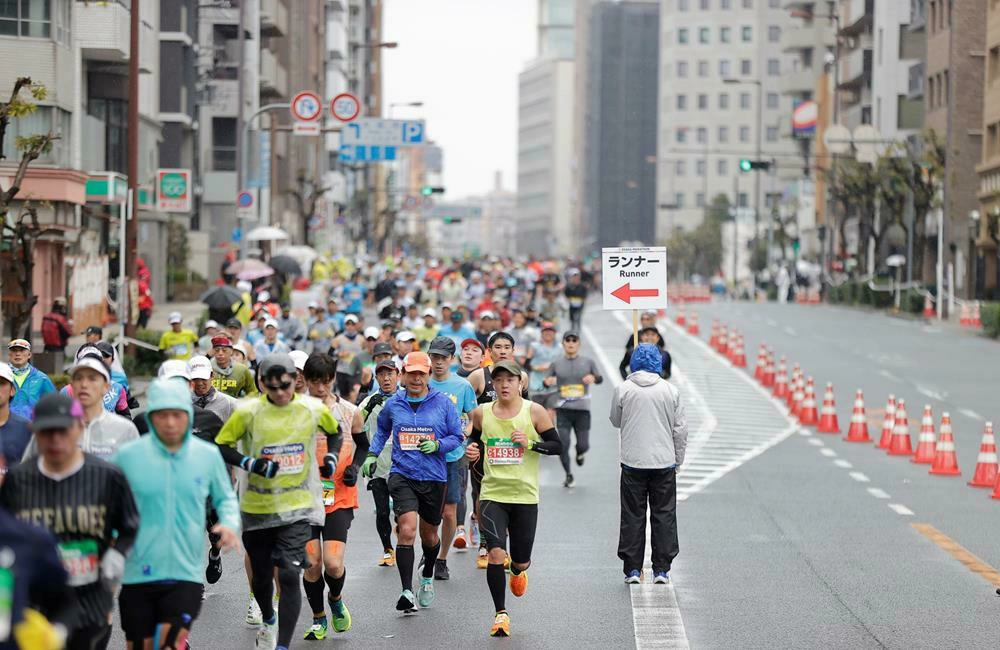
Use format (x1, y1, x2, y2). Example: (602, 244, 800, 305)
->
(739, 159, 753, 172)
(421, 186, 445, 196)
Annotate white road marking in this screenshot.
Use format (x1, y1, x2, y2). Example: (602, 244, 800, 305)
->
(798, 429, 813, 436)
(959, 408, 984, 422)
(819, 448, 837, 457)
(765, 318, 778, 327)
(833, 459, 853, 468)
(878, 369, 901, 382)
(888, 503, 915, 516)
(867, 488, 891, 499)
(916, 385, 946, 401)
(631, 584, 690, 649)
(849, 472, 871, 483)
(783, 326, 797, 336)
(808, 438, 825, 447)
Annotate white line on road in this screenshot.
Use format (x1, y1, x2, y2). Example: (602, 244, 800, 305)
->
(798, 429, 813, 436)
(783, 326, 797, 336)
(878, 369, 901, 382)
(867, 488, 891, 499)
(765, 318, 778, 327)
(917, 385, 946, 401)
(631, 585, 690, 649)
(959, 408, 985, 422)
(833, 459, 853, 468)
(849, 472, 871, 483)
(819, 448, 837, 457)
(888, 503, 915, 516)
(808, 438, 825, 447)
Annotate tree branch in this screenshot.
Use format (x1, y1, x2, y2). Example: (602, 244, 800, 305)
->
(0, 76, 32, 164)
(2, 131, 55, 207)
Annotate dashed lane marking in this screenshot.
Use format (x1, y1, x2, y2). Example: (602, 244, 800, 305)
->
(889, 504, 915, 516)
(958, 408, 984, 422)
(867, 488, 891, 499)
(808, 438, 825, 447)
(819, 448, 837, 457)
(833, 459, 853, 468)
(849, 472, 871, 483)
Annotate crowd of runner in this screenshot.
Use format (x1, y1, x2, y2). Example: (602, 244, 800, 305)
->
(0, 255, 674, 649)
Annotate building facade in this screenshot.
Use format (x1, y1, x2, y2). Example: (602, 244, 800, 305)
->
(975, 0, 1000, 297)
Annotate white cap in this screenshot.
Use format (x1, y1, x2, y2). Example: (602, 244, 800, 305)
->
(396, 331, 416, 343)
(344, 314, 359, 324)
(205, 320, 219, 329)
(364, 326, 380, 339)
(308, 300, 320, 309)
(263, 318, 279, 329)
(258, 290, 271, 302)
(70, 357, 110, 382)
(168, 311, 183, 324)
(187, 355, 213, 380)
(158, 359, 191, 381)
(0, 361, 16, 388)
(289, 350, 309, 371)
(423, 308, 437, 318)
(237, 280, 252, 292)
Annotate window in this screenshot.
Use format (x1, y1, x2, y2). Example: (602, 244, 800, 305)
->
(700, 0, 710, 8)
(677, 128, 688, 143)
(769, 25, 781, 43)
(678, 0, 689, 10)
(88, 97, 127, 173)
(675, 193, 685, 208)
(928, 75, 936, 109)
(696, 127, 707, 143)
(740, 92, 751, 109)
(741, 59, 752, 75)
(677, 94, 688, 110)
(943, 69, 950, 104)
(676, 160, 686, 176)
(677, 61, 689, 77)
(696, 160, 706, 176)
(742, 0, 753, 7)
(212, 117, 238, 171)
(738, 192, 749, 208)
(878, 27, 884, 65)
(767, 59, 780, 76)
(767, 93, 779, 109)
(0, 105, 70, 166)
(719, 93, 730, 109)
(699, 27, 710, 44)
(698, 93, 708, 109)
(720, 26, 731, 43)
(54, 0, 69, 45)
(698, 60, 709, 77)
(678, 28, 689, 44)
(989, 46, 1000, 85)
(717, 159, 728, 175)
(719, 59, 731, 77)
(766, 126, 779, 142)
(739, 125, 750, 142)
(721, 0, 731, 7)
(0, 0, 53, 38)
(696, 193, 706, 208)
(741, 26, 752, 42)
(718, 126, 729, 142)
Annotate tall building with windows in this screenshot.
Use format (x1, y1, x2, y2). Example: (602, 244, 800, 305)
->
(975, 0, 1000, 297)
(656, 0, 799, 240)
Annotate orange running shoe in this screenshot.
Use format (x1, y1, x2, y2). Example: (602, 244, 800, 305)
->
(453, 526, 467, 550)
(378, 549, 395, 567)
(490, 611, 511, 637)
(509, 570, 528, 597)
(476, 548, 488, 569)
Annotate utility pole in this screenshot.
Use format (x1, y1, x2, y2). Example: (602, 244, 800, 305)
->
(236, 0, 247, 194)
(125, 0, 140, 337)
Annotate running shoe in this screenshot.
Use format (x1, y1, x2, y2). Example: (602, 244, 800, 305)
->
(434, 558, 450, 581)
(563, 473, 575, 488)
(576, 452, 585, 466)
(624, 570, 642, 584)
(453, 526, 468, 550)
(509, 570, 528, 597)
(490, 611, 511, 637)
(417, 576, 435, 608)
(396, 589, 417, 613)
(330, 597, 352, 633)
(470, 521, 480, 546)
(302, 617, 328, 640)
(378, 549, 395, 567)
(504, 556, 511, 572)
(246, 594, 263, 626)
(205, 550, 223, 584)
(476, 547, 489, 570)
(255, 620, 277, 649)
(653, 571, 670, 584)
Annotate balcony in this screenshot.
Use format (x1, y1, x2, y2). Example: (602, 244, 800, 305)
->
(782, 66, 818, 95)
(208, 79, 239, 116)
(76, 0, 130, 63)
(839, 0, 874, 36)
(908, 61, 924, 99)
(782, 22, 834, 53)
(840, 101, 871, 131)
(260, 0, 288, 37)
(260, 49, 288, 98)
(909, 0, 926, 32)
(838, 46, 872, 89)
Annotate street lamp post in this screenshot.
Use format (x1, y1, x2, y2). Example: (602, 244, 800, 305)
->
(724, 78, 762, 298)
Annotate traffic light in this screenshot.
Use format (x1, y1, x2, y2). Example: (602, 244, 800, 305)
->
(739, 159, 772, 172)
(442, 216, 463, 224)
(421, 186, 445, 196)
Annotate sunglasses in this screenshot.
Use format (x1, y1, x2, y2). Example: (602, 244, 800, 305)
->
(263, 380, 293, 391)
(564, 337, 579, 343)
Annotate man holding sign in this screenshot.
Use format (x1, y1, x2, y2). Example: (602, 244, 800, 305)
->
(362, 351, 464, 613)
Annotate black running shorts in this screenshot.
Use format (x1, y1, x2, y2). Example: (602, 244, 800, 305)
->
(479, 500, 538, 563)
(388, 473, 446, 526)
(119, 581, 203, 643)
(242, 520, 312, 571)
(310, 507, 355, 543)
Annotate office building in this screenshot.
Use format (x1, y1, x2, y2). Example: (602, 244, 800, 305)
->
(975, 0, 1000, 297)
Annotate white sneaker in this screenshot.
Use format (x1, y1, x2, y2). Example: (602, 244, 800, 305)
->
(255, 620, 277, 649)
(245, 594, 262, 626)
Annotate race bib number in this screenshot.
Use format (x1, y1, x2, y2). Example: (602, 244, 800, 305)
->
(399, 426, 435, 452)
(321, 479, 336, 507)
(486, 438, 524, 465)
(58, 539, 99, 587)
(261, 443, 307, 476)
(569, 297, 584, 307)
(170, 343, 188, 357)
(560, 384, 586, 399)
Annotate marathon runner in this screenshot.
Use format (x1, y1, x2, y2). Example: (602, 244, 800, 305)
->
(113, 377, 241, 650)
(300, 354, 369, 639)
(564, 269, 588, 331)
(1, 393, 140, 650)
(0, 361, 32, 472)
(465, 360, 561, 637)
(7, 338, 55, 420)
(188, 355, 238, 422)
(210, 335, 258, 398)
(358, 358, 401, 567)
(426, 337, 477, 579)
(332, 315, 364, 401)
(254, 319, 291, 360)
(158, 312, 200, 361)
(215, 353, 342, 649)
(526, 322, 561, 420)
(362, 351, 463, 612)
(544, 331, 603, 488)
(456, 338, 486, 378)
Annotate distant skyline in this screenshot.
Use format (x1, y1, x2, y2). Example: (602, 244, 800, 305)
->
(382, 0, 538, 200)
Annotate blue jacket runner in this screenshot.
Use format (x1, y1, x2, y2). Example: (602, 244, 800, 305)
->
(371, 388, 464, 482)
(10, 364, 55, 420)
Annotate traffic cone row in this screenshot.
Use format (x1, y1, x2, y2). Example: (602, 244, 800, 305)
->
(676, 308, 686, 326)
(922, 294, 935, 319)
(772, 357, 789, 400)
(753, 345, 767, 382)
(972, 302, 982, 327)
(762, 353, 775, 388)
(730, 335, 747, 368)
(968, 423, 997, 488)
(959, 303, 972, 327)
(816, 383, 840, 434)
(910, 405, 937, 464)
(887, 400, 913, 456)
(799, 378, 818, 426)
(844, 390, 871, 442)
(708, 320, 719, 349)
(878, 395, 896, 450)
(687, 312, 699, 335)
(929, 413, 960, 476)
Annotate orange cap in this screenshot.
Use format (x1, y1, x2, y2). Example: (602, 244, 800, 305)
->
(403, 351, 432, 374)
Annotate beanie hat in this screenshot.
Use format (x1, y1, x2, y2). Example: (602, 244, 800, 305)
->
(630, 343, 662, 374)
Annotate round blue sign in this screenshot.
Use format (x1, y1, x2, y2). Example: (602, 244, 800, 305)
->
(237, 192, 253, 208)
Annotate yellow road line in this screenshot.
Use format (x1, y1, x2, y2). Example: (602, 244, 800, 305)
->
(911, 523, 1000, 585)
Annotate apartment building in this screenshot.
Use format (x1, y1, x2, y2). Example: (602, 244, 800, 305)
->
(975, 0, 1000, 296)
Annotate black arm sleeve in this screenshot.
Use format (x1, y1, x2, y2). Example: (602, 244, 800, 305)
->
(216, 442, 248, 467)
(350, 432, 370, 467)
(468, 427, 483, 445)
(530, 427, 562, 456)
(619, 349, 631, 380)
(325, 431, 344, 459)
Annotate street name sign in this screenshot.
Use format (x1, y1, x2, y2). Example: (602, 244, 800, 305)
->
(602, 246, 668, 311)
(341, 118, 425, 147)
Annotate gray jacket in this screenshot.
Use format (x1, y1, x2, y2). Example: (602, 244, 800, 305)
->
(609, 371, 687, 469)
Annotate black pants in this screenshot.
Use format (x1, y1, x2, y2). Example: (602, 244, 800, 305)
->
(618, 465, 678, 575)
(569, 306, 583, 331)
(368, 476, 393, 551)
(556, 409, 591, 474)
(66, 624, 111, 650)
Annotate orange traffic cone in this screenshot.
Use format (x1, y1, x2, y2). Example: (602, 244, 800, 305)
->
(887, 399, 913, 456)
(788, 365, 802, 411)
(929, 413, 960, 476)
(717, 325, 729, 355)
(972, 302, 982, 327)
(844, 390, 872, 442)
(922, 294, 935, 319)
(708, 321, 719, 349)
(816, 383, 840, 434)
(911, 405, 938, 464)
(731, 335, 747, 368)
(762, 352, 775, 388)
(968, 422, 998, 488)
(753, 345, 767, 382)
(772, 357, 789, 400)
(959, 303, 971, 327)
(687, 312, 699, 335)
(725, 331, 738, 362)
(676, 308, 686, 326)
(799, 377, 818, 426)
(877, 395, 896, 449)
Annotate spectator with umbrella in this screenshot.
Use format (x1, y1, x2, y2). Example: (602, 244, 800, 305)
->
(200, 284, 245, 325)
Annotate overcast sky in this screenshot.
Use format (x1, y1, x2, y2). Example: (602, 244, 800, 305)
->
(382, 0, 538, 200)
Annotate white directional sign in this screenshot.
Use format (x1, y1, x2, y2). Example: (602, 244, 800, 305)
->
(341, 118, 425, 147)
(602, 246, 668, 311)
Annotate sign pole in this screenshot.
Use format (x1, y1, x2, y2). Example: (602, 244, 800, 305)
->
(632, 309, 639, 349)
